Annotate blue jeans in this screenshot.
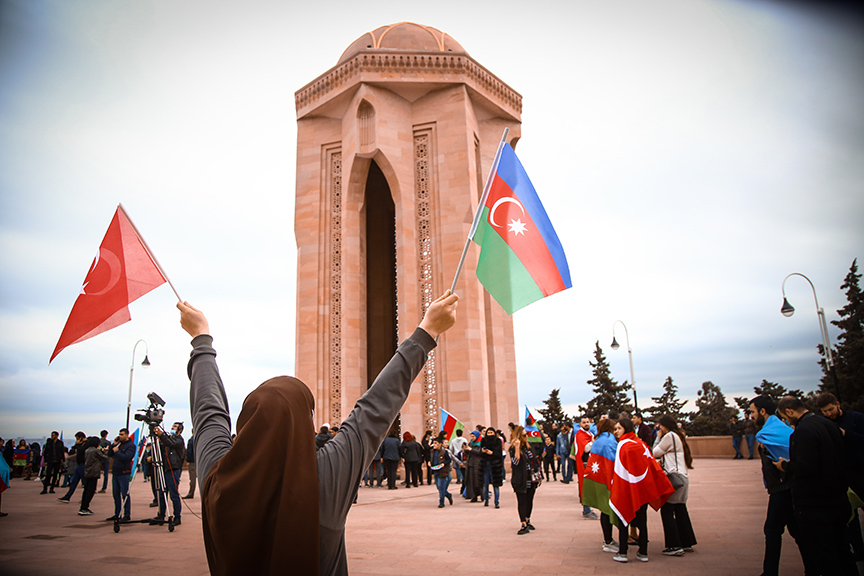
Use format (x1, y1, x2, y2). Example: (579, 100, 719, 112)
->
(482, 462, 499, 506)
(113, 473, 131, 518)
(745, 434, 755, 458)
(158, 469, 182, 519)
(455, 464, 464, 483)
(436, 474, 451, 505)
(732, 436, 742, 457)
(560, 455, 573, 482)
(61, 464, 85, 499)
(101, 460, 110, 490)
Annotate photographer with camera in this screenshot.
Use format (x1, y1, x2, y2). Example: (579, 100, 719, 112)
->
(147, 421, 185, 526)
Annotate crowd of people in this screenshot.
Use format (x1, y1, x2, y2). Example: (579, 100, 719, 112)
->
(2, 290, 861, 576)
(0, 424, 198, 525)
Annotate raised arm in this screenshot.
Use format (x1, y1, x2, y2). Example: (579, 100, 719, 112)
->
(178, 301, 233, 487)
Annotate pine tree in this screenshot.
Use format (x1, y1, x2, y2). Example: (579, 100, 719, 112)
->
(687, 381, 737, 436)
(750, 379, 804, 406)
(820, 259, 864, 412)
(537, 388, 572, 426)
(644, 376, 688, 422)
(578, 341, 633, 417)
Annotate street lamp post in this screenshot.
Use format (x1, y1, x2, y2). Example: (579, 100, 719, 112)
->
(610, 320, 638, 410)
(127, 339, 151, 430)
(780, 273, 840, 401)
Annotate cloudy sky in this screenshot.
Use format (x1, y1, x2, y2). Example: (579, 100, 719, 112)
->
(1, 0, 862, 441)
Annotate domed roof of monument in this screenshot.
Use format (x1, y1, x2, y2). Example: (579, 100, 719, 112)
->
(338, 22, 467, 64)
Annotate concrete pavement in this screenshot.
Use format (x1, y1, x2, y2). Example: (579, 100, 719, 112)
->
(0, 459, 828, 575)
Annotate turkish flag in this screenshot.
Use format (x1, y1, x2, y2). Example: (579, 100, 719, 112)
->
(609, 432, 675, 526)
(50, 206, 166, 363)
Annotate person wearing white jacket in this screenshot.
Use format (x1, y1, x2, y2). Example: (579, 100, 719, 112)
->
(652, 415, 697, 557)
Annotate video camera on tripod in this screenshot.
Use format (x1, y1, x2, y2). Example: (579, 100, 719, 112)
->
(134, 391, 166, 427)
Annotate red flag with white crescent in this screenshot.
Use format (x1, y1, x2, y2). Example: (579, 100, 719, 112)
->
(609, 432, 674, 526)
(50, 206, 166, 363)
(574, 427, 594, 500)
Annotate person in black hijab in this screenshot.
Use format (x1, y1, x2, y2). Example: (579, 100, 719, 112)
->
(178, 290, 458, 576)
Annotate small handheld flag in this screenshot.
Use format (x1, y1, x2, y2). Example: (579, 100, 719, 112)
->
(524, 406, 542, 443)
(440, 408, 466, 443)
(50, 204, 179, 363)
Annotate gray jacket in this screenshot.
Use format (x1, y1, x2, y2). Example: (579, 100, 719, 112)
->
(188, 328, 436, 576)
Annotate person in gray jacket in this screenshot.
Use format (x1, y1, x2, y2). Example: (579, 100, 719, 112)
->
(177, 290, 458, 576)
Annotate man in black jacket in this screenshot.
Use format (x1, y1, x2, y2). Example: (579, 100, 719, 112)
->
(57, 432, 87, 503)
(40, 431, 64, 494)
(775, 395, 857, 576)
(149, 421, 185, 526)
(749, 396, 816, 576)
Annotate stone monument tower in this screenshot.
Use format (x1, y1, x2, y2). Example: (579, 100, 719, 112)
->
(294, 22, 522, 434)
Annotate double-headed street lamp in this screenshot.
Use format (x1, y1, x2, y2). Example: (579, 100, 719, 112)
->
(780, 272, 840, 401)
(126, 339, 151, 429)
(611, 320, 638, 410)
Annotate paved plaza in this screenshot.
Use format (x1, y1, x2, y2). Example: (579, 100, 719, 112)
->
(0, 458, 840, 575)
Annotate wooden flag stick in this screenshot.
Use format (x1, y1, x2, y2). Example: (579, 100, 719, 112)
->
(448, 127, 510, 294)
(117, 203, 183, 302)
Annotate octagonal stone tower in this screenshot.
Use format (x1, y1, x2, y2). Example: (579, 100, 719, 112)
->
(294, 22, 521, 434)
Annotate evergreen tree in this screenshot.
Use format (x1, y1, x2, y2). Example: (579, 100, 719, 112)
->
(537, 388, 572, 426)
(644, 376, 688, 422)
(750, 379, 804, 406)
(820, 259, 864, 412)
(686, 381, 737, 436)
(578, 341, 633, 417)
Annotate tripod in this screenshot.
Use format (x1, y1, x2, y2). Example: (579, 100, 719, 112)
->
(114, 423, 176, 533)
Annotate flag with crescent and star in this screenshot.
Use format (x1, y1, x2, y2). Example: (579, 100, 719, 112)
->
(50, 206, 166, 363)
(608, 432, 674, 526)
(581, 430, 618, 525)
(470, 143, 571, 315)
(524, 406, 542, 443)
(574, 427, 594, 500)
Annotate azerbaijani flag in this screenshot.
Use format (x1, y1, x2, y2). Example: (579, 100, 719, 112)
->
(470, 143, 571, 315)
(440, 408, 466, 443)
(13, 448, 29, 467)
(574, 427, 594, 499)
(129, 427, 147, 481)
(581, 431, 618, 525)
(755, 415, 793, 462)
(524, 406, 542, 443)
(0, 453, 10, 494)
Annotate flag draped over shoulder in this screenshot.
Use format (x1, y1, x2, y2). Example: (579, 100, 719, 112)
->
(440, 408, 466, 443)
(755, 415, 793, 462)
(574, 427, 594, 499)
(609, 433, 674, 526)
(12, 449, 28, 467)
(0, 455, 10, 494)
(50, 206, 166, 363)
(524, 406, 542, 443)
(471, 143, 571, 314)
(581, 431, 618, 525)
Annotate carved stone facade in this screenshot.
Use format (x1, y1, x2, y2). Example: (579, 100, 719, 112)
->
(294, 22, 521, 434)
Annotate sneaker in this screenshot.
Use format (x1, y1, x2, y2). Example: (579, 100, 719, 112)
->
(662, 547, 685, 556)
(446, 494, 453, 505)
(438, 503, 445, 508)
(149, 501, 158, 507)
(98, 489, 106, 494)
(636, 553, 649, 562)
(78, 509, 93, 516)
(583, 511, 599, 520)
(613, 553, 628, 563)
(683, 547, 695, 553)
(57, 497, 70, 503)
(602, 542, 618, 553)
(517, 526, 530, 535)
(526, 523, 535, 530)
(105, 515, 118, 521)
(172, 518, 181, 526)
(182, 495, 194, 500)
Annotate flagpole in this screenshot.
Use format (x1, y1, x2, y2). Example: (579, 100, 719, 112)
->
(117, 203, 182, 302)
(447, 127, 510, 294)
